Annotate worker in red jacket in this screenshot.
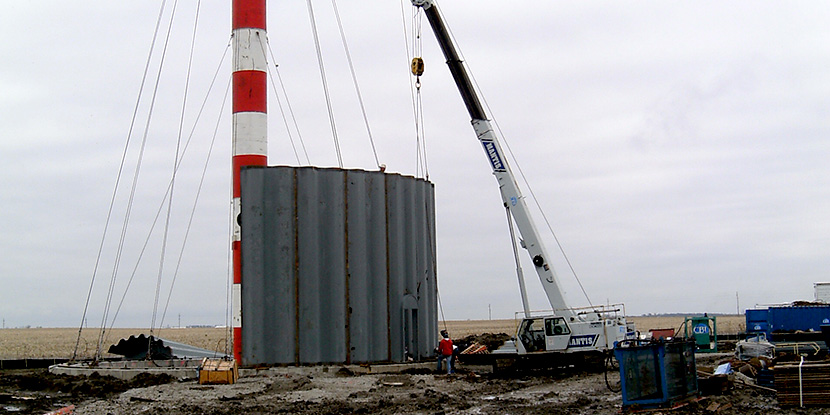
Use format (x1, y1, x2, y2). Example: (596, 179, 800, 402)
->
(437, 330, 453, 374)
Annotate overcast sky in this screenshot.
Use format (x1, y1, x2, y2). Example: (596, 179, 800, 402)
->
(1, 1, 829, 329)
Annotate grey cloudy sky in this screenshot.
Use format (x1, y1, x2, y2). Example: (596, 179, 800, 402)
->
(1, 1, 829, 328)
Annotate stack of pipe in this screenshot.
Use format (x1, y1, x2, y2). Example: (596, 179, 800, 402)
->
(774, 362, 830, 407)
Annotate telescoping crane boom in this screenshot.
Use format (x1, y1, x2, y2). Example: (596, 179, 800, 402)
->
(412, 0, 634, 360)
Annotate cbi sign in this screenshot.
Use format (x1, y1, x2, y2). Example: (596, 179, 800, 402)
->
(693, 324, 710, 335)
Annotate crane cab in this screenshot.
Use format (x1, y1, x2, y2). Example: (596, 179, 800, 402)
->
(515, 307, 634, 356)
(517, 316, 572, 353)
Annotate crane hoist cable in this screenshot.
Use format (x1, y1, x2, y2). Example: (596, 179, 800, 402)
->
(405, 4, 444, 329)
(441, 11, 596, 307)
(400, 1, 441, 325)
(410, 7, 429, 179)
(414, 68, 428, 180)
(399, 1, 428, 179)
(495, 115, 595, 307)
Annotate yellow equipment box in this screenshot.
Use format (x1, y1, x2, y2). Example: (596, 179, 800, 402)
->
(199, 358, 238, 385)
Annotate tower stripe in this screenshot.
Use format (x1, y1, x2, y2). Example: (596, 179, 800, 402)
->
(232, 0, 266, 30)
(232, 0, 267, 365)
(233, 71, 268, 113)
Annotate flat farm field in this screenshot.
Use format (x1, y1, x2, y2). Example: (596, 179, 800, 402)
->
(0, 327, 229, 360)
(441, 314, 744, 339)
(0, 315, 744, 359)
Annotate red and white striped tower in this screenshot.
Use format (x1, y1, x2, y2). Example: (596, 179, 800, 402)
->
(232, 0, 267, 364)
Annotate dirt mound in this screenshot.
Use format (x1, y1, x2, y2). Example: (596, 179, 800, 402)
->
(455, 332, 511, 353)
(6, 369, 175, 398)
(0, 368, 176, 414)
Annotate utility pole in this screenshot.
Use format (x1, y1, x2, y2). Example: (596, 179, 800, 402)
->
(488, 304, 492, 320)
(736, 292, 740, 315)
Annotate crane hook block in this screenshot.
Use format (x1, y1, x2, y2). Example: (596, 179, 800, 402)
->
(411, 57, 425, 76)
(532, 255, 545, 267)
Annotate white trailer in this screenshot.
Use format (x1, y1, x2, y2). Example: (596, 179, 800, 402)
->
(815, 282, 830, 303)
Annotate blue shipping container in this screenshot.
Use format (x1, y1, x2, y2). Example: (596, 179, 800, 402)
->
(746, 305, 830, 339)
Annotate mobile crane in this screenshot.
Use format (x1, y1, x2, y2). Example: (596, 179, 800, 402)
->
(412, 0, 634, 364)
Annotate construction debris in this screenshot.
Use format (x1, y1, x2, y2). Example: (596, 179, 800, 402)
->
(108, 334, 172, 360)
(44, 405, 76, 415)
(704, 401, 732, 413)
(648, 328, 675, 340)
(108, 334, 225, 360)
(460, 343, 488, 355)
(735, 336, 774, 360)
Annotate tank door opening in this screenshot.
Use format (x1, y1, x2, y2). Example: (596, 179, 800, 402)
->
(403, 294, 419, 360)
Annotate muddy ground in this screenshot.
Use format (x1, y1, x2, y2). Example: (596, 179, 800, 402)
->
(1, 354, 828, 415)
(0, 369, 173, 414)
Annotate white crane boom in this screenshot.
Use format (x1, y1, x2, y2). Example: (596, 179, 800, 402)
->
(412, 0, 634, 359)
(412, 0, 571, 315)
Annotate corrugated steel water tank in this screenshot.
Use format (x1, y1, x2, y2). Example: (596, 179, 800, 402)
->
(239, 166, 438, 366)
